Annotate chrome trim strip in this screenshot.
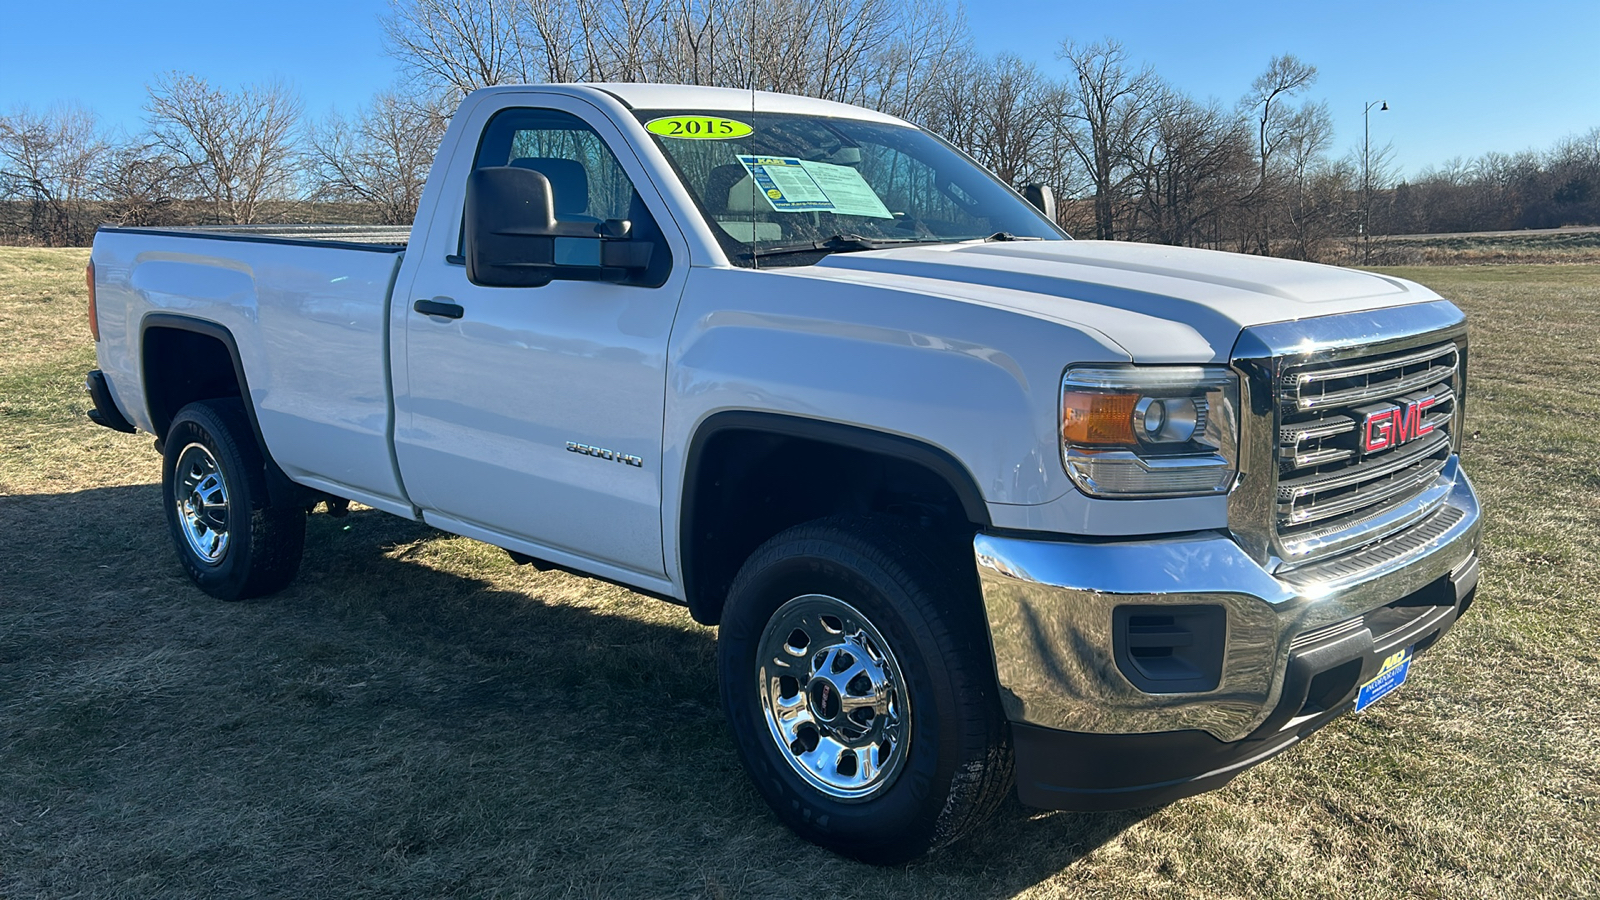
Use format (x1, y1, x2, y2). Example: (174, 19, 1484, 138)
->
(1282, 415, 1356, 445)
(1276, 502, 1469, 596)
(975, 464, 1479, 741)
(1280, 430, 1449, 499)
(1283, 443, 1355, 470)
(1277, 468, 1455, 562)
(1292, 342, 1456, 384)
(1295, 361, 1456, 411)
(1280, 446, 1449, 527)
(1062, 366, 1235, 391)
(1282, 457, 1447, 526)
(1063, 448, 1235, 499)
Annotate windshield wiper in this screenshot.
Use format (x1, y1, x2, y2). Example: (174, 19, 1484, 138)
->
(748, 233, 945, 260)
(982, 232, 1044, 242)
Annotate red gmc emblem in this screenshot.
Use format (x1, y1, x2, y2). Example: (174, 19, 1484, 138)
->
(1359, 396, 1438, 454)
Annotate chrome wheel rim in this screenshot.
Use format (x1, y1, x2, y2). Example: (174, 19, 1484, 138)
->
(174, 442, 230, 565)
(757, 594, 910, 800)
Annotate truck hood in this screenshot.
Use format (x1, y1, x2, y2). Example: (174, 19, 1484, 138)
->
(796, 239, 1441, 363)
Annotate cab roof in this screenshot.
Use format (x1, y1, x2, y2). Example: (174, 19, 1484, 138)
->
(466, 83, 910, 126)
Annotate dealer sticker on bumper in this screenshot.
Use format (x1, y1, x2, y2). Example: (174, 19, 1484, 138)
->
(1356, 646, 1414, 712)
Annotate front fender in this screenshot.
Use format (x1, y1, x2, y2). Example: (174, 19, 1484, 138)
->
(660, 265, 1233, 590)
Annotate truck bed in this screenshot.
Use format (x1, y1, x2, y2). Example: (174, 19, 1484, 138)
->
(91, 225, 412, 516)
(98, 224, 410, 251)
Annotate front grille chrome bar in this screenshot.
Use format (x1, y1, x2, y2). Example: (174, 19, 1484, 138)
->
(1290, 344, 1458, 412)
(1280, 428, 1451, 501)
(1277, 473, 1455, 563)
(1280, 447, 1450, 527)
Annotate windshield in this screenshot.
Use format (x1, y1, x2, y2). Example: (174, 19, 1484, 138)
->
(634, 110, 1066, 267)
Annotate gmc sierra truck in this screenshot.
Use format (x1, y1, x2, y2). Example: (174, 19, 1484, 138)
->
(84, 83, 1481, 864)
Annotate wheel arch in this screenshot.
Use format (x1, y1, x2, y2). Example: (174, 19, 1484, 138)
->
(679, 411, 991, 625)
(141, 314, 252, 439)
(140, 313, 300, 507)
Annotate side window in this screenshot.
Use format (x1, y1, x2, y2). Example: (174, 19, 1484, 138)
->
(465, 107, 672, 286)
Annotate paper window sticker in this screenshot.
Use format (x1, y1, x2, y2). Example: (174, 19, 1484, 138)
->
(737, 155, 834, 212)
(797, 161, 894, 219)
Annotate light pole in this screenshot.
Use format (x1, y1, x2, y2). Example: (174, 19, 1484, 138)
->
(1363, 100, 1388, 262)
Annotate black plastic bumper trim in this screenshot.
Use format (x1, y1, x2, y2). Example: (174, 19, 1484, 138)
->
(85, 369, 136, 433)
(1011, 721, 1305, 811)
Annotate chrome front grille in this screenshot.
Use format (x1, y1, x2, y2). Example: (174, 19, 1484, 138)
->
(1274, 341, 1460, 557)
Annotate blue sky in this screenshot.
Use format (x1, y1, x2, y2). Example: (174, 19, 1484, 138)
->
(2, 0, 1596, 178)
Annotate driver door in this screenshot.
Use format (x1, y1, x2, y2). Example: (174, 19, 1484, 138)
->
(392, 95, 688, 582)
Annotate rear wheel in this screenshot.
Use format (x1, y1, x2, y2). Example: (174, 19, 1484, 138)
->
(161, 399, 304, 600)
(718, 516, 1012, 864)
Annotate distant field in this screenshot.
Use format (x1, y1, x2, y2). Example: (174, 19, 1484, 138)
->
(2, 248, 1597, 898)
(1364, 227, 1600, 266)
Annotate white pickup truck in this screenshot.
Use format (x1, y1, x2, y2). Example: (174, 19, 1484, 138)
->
(84, 83, 1481, 863)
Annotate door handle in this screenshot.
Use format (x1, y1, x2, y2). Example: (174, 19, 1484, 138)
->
(413, 297, 464, 319)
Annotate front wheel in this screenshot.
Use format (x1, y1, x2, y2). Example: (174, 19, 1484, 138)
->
(718, 516, 1013, 864)
(161, 399, 304, 600)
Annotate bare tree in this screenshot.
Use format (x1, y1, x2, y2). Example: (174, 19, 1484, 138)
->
(307, 90, 449, 225)
(38, 13, 1580, 250)
(94, 134, 181, 228)
(860, 5, 972, 120)
(1228, 54, 1319, 253)
(1342, 139, 1397, 239)
(1471, 150, 1539, 230)
(922, 54, 1065, 187)
(383, 0, 971, 113)
(1126, 88, 1252, 247)
(0, 103, 107, 245)
(146, 73, 304, 225)
(1527, 127, 1600, 228)
(1274, 100, 1337, 258)
(1056, 39, 1160, 240)
(382, 0, 530, 97)
(1243, 55, 1317, 188)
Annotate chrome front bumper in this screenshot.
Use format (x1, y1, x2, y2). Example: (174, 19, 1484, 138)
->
(974, 459, 1481, 744)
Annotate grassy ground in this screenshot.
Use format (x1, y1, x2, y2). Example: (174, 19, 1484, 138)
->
(1363, 229, 1600, 266)
(2, 248, 1597, 898)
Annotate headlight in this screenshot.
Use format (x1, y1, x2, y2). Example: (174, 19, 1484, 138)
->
(1060, 366, 1240, 498)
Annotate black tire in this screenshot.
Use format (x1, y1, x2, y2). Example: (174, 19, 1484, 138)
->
(161, 398, 305, 600)
(718, 515, 1013, 864)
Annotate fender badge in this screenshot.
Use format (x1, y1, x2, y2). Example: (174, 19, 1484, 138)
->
(566, 441, 644, 467)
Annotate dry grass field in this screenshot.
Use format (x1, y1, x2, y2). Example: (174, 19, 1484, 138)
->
(1365, 229, 1600, 266)
(2, 247, 1598, 898)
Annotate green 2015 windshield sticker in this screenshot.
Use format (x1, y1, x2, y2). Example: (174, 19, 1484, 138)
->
(645, 115, 753, 139)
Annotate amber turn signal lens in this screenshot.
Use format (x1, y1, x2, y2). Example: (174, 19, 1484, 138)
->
(86, 260, 99, 342)
(1061, 391, 1137, 445)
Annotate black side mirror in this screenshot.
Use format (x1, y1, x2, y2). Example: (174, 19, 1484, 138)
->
(1022, 183, 1057, 223)
(465, 166, 652, 288)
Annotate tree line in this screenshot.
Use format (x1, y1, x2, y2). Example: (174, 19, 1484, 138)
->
(3, 0, 1597, 257)
(0, 73, 448, 245)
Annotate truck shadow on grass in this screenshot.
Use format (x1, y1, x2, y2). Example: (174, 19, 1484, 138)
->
(2, 485, 1152, 898)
